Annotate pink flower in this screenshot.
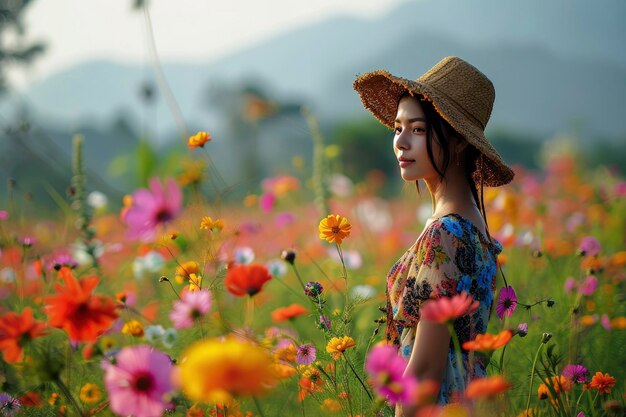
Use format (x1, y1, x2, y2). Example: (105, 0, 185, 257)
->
(421, 292, 479, 324)
(296, 344, 316, 365)
(365, 345, 417, 405)
(601, 314, 611, 331)
(496, 286, 518, 320)
(614, 181, 626, 197)
(578, 276, 597, 296)
(564, 277, 577, 293)
(169, 290, 212, 329)
(578, 236, 601, 257)
(122, 177, 182, 241)
(103, 345, 173, 417)
(259, 192, 275, 213)
(0, 210, 8, 220)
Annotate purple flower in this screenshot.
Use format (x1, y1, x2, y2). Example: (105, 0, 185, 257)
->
(304, 281, 324, 299)
(103, 345, 173, 417)
(576, 412, 585, 417)
(578, 236, 601, 257)
(0, 393, 21, 417)
(259, 192, 275, 213)
(578, 276, 597, 296)
(601, 314, 611, 331)
(562, 364, 589, 383)
(496, 286, 518, 320)
(564, 277, 577, 293)
(365, 345, 417, 405)
(275, 212, 295, 228)
(296, 344, 316, 365)
(319, 315, 331, 332)
(122, 177, 182, 241)
(517, 323, 528, 337)
(169, 289, 212, 329)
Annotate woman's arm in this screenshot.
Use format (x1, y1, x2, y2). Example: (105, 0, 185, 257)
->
(395, 319, 450, 417)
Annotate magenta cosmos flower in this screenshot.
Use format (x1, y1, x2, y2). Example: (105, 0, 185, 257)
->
(169, 289, 212, 329)
(496, 286, 518, 320)
(578, 236, 601, 257)
(365, 345, 417, 405)
(562, 364, 589, 384)
(103, 345, 173, 417)
(122, 177, 182, 241)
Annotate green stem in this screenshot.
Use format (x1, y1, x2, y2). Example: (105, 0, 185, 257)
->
(498, 343, 508, 375)
(252, 395, 267, 417)
(291, 264, 306, 291)
(525, 342, 545, 412)
(54, 377, 85, 417)
(343, 353, 373, 400)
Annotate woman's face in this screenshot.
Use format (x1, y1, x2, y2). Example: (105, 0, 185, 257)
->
(393, 95, 442, 182)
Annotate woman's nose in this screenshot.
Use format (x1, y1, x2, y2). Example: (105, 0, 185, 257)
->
(394, 130, 409, 150)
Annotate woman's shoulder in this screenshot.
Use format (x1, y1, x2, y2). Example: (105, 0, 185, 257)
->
(421, 212, 502, 255)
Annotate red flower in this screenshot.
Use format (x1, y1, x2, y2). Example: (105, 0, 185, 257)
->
(224, 264, 272, 297)
(589, 371, 616, 394)
(421, 292, 480, 324)
(271, 304, 308, 322)
(0, 307, 46, 363)
(44, 267, 118, 342)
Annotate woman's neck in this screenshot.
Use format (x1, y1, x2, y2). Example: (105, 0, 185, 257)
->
(424, 164, 479, 218)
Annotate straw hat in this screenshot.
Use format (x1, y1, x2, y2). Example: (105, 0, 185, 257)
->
(353, 56, 514, 187)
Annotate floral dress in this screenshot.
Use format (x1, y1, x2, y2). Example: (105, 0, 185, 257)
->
(385, 213, 502, 404)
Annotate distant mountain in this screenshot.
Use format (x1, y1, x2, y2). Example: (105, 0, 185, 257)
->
(2, 0, 625, 143)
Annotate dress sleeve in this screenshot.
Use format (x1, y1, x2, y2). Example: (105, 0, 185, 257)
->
(400, 220, 471, 322)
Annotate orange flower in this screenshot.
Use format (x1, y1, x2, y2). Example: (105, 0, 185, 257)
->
(462, 330, 513, 352)
(421, 292, 480, 324)
(537, 375, 573, 401)
(44, 267, 118, 342)
(318, 214, 352, 244)
(0, 307, 47, 363)
(224, 264, 272, 297)
(271, 304, 308, 322)
(326, 336, 356, 360)
(188, 131, 211, 149)
(465, 375, 512, 399)
(589, 372, 616, 394)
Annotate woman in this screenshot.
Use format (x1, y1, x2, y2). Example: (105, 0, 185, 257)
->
(353, 57, 514, 413)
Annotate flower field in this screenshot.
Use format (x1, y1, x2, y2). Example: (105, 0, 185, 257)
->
(0, 133, 624, 417)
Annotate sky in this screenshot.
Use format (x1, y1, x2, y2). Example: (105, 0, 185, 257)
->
(8, 0, 402, 88)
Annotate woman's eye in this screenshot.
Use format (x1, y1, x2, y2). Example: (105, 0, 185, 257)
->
(394, 126, 402, 134)
(413, 127, 425, 133)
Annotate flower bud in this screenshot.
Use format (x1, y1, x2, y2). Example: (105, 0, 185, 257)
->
(280, 249, 296, 265)
(541, 332, 552, 344)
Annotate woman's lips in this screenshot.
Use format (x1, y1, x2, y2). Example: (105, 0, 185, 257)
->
(398, 158, 414, 168)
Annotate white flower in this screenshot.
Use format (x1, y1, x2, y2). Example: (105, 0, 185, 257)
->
(233, 246, 255, 265)
(266, 259, 287, 277)
(354, 198, 392, 233)
(351, 284, 377, 300)
(87, 191, 108, 209)
(162, 328, 178, 349)
(328, 174, 354, 198)
(144, 325, 165, 344)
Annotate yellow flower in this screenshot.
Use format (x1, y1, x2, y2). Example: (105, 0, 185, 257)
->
(176, 261, 200, 284)
(200, 216, 224, 231)
(121, 320, 144, 337)
(48, 392, 60, 406)
(326, 336, 356, 360)
(188, 274, 203, 292)
(188, 131, 211, 149)
(179, 336, 276, 404)
(318, 214, 352, 245)
(79, 383, 101, 404)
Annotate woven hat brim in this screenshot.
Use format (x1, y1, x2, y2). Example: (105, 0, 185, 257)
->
(353, 70, 514, 187)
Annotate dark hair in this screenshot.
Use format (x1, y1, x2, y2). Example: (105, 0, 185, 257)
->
(398, 92, 492, 241)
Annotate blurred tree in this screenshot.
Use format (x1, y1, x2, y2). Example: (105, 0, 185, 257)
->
(329, 118, 397, 181)
(0, 0, 45, 94)
(487, 128, 542, 170)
